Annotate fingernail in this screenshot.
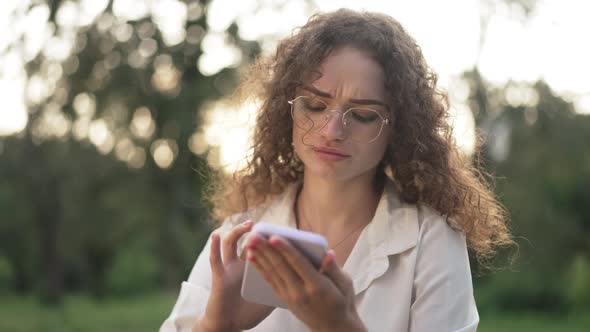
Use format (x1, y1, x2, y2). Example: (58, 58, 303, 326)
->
(326, 250, 335, 262)
(248, 236, 259, 247)
(242, 220, 252, 226)
(247, 252, 256, 262)
(269, 238, 281, 247)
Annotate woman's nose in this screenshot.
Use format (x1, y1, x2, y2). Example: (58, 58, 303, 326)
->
(320, 109, 346, 140)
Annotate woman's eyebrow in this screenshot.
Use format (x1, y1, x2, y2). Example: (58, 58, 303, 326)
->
(302, 85, 386, 107)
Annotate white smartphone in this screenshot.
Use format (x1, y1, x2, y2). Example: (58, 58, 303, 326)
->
(241, 222, 328, 308)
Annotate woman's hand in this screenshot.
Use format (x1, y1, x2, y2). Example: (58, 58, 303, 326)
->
(196, 221, 274, 332)
(244, 234, 367, 332)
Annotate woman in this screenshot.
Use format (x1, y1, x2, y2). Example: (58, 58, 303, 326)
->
(161, 9, 512, 332)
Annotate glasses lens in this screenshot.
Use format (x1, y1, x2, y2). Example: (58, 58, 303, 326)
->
(290, 97, 387, 143)
(343, 108, 385, 143)
(291, 96, 328, 131)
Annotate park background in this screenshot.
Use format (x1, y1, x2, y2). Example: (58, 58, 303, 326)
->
(1, 0, 589, 331)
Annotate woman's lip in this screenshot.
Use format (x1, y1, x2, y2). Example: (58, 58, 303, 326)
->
(312, 147, 350, 159)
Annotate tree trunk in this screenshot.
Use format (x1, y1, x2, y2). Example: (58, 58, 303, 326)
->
(36, 177, 64, 304)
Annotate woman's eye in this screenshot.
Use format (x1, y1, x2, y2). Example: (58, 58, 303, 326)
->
(308, 106, 325, 112)
(350, 110, 379, 123)
(304, 100, 327, 112)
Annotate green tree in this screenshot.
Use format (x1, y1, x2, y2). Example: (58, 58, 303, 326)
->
(0, 0, 260, 303)
(465, 69, 590, 312)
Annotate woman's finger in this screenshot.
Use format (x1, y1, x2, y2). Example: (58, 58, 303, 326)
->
(257, 237, 304, 290)
(242, 233, 263, 259)
(249, 243, 288, 293)
(222, 220, 253, 263)
(209, 233, 223, 278)
(320, 250, 353, 294)
(268, 235, 321, 285)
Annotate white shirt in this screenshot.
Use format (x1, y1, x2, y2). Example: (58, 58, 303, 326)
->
(160, 183, 479, 332)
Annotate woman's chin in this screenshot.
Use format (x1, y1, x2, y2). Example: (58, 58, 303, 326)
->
(303, 159, 356, 181)
(301, 156, 381, 184)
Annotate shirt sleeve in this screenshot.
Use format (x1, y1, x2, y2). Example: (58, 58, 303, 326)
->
(159, 221, 235, 332)
(408, 211, 479, 332)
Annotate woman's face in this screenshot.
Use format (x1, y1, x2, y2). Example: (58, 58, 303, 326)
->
(292, 45, 390, 183)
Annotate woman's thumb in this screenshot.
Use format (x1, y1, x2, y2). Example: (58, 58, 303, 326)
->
(320, 250, 352, 291)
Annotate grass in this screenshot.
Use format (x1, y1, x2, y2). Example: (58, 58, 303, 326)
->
(0, 291, 177, 332)
(478, 312, 590, 332)
(0, 291, 589, 332)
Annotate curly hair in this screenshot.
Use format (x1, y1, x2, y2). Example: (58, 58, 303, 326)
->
(208, 9, 513, 265)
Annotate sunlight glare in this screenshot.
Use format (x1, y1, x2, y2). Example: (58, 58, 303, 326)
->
(202, 101, 258, 173)
(115, 136, 135, 162)
(73, 118, 90, 140)
(198, 32, 242, 76)
(73, 92, 97, 117)
(504, 84, 539, 108)
(56, 1, 79, 28)
(79, 0, 110, 26)
(575, 95, 590, 115)
(0, 77, 28, 136)
(151, 138, 178, 169)
(151, 0, 187, 46)
(112, 0, 149, 21)
(130, 107, 156, 140)
(188, 131, 208, 156)
(449, 104, 476, 155)
(89, 119, 109, 146)
(128, 147, 146, 168)
(31, 103, 71, 141)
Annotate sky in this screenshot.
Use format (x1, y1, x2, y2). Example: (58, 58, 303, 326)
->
(203, 0, 590, 96)
(0, 0, 588, 170)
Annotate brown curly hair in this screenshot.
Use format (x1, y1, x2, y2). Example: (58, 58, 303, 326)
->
(208, 9, 513, 264)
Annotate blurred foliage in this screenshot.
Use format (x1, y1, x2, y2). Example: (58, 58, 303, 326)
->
(0, 0, 260, 304)
(0, 255, 14, 294)
(567, 254, 590, 311)
(464, 69, 590, 313)
(107, 239, 159, 296)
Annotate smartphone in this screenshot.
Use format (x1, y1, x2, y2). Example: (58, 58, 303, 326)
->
(241, 222, 328, 308)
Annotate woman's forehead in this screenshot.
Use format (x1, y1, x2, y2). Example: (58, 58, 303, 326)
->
(306, 46, 387, 102)
(301, 84, 386, 109)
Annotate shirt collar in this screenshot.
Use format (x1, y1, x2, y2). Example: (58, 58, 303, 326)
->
(255, 181, 419, 256)
(366, 182, 419, 257)
(253, 183, 300, 228)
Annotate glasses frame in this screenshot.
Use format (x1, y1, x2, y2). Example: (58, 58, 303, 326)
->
(288, 95, 391, 143)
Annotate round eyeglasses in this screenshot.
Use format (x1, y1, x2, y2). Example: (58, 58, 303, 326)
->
(288, 96, 390, 143)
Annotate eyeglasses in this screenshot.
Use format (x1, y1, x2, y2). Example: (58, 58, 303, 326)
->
(288, 95, 390, 143)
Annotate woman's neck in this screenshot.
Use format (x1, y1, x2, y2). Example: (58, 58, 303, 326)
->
(296, 172, 382, 235)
